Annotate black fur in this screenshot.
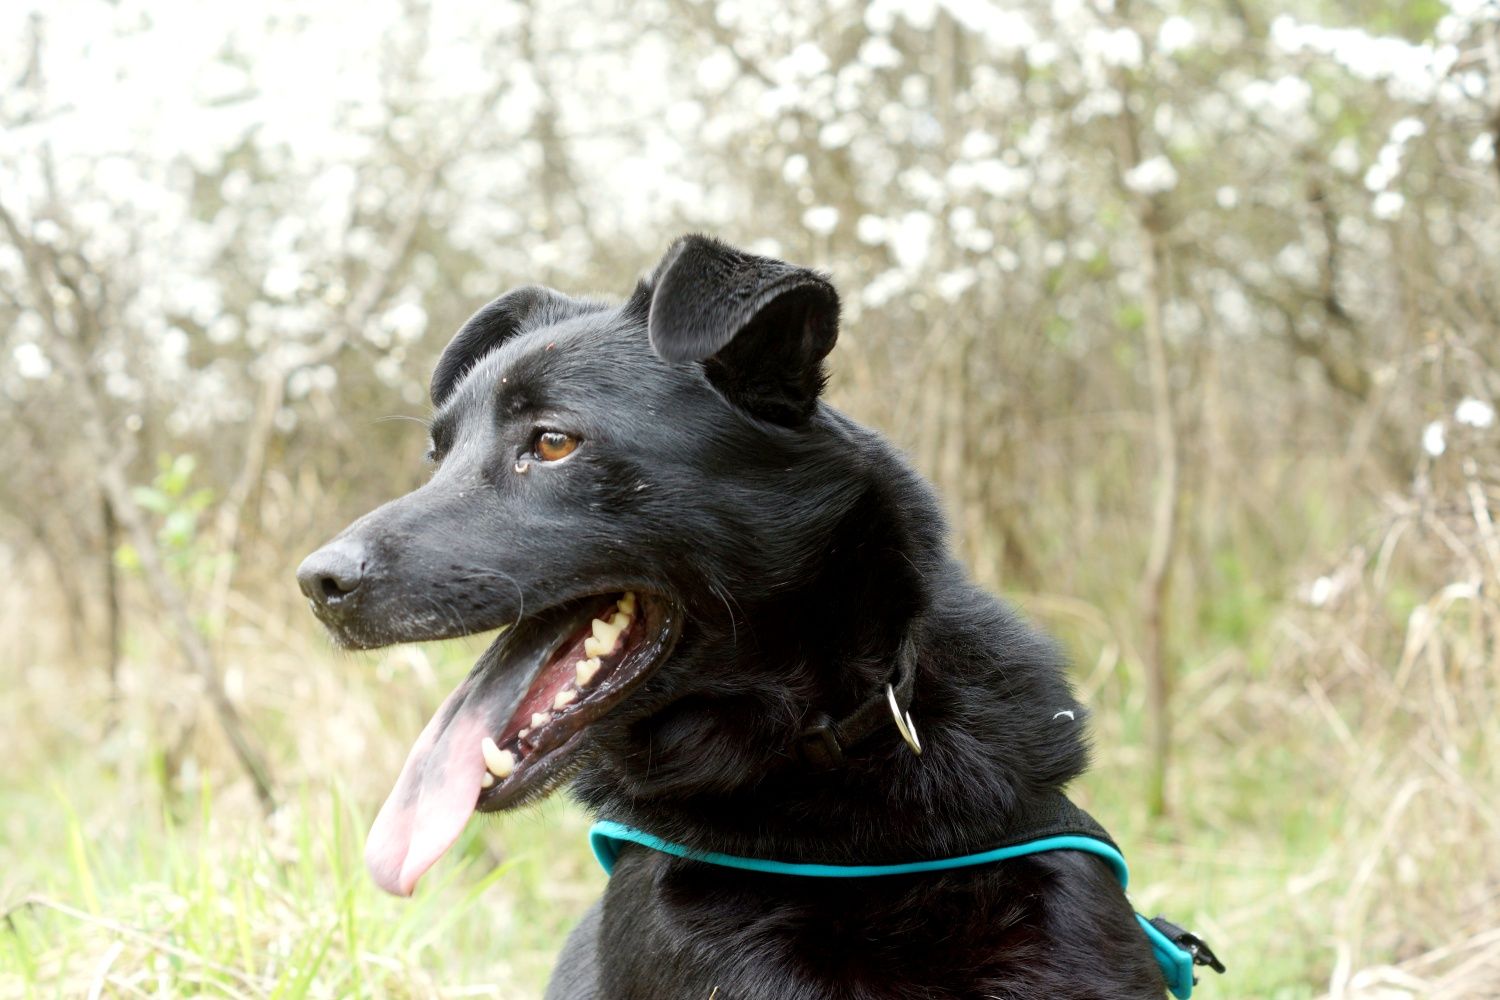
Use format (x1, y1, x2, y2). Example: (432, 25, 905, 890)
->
(299, 235, 1169, 998)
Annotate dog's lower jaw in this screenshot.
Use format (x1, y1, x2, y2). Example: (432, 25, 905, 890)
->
(363, 591, 683, 895)
(312, 596, 521, 651)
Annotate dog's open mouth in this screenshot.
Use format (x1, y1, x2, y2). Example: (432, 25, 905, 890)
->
(364, 591, 680, 896)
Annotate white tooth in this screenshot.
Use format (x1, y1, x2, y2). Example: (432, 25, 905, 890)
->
(493, 750, 515, 778)
(481, 772, 495, 788)
(518, 728, 531, 739)
(609, 611, 630, 631)
(576, 657, 602, 686)
(584, 636, 608, 658)
(531, 711, 550, 729)
(618, 592, 636, 615)
(554, 688, 577, 709)
(592, 617, 624, 649)
(482, 737, 514, 778)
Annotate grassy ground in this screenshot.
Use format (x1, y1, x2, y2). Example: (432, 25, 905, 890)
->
(2, 619, 604, 999)
(3, 545, 1497, 998)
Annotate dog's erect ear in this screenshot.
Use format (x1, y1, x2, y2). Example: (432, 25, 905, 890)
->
(647, 235, 839, 424)
(431, 286, 573, 407)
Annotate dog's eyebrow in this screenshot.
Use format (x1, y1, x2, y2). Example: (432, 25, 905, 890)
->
(428, 410, 457, 452)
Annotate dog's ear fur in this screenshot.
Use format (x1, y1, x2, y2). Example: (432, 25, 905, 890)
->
(431, 286, 574, 407)
(647, 235, 839, 424)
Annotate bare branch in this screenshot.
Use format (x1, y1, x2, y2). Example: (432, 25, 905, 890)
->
(1113, 56, 1182, 819)
(0, 198, 277, 811)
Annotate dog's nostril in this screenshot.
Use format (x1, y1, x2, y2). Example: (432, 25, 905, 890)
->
(320, 573, 360, 600)
(297, 544, 368, 606)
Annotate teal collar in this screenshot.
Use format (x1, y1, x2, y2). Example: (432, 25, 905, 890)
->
(589, 819, 1203, 998)
(590, 819, 1131, 883)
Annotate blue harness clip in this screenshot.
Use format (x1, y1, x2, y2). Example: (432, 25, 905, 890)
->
(589, 820, 1219, 999)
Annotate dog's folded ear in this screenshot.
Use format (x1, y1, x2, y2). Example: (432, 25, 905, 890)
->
(431, 286, 577, 407)
(647, 235, 839, 424)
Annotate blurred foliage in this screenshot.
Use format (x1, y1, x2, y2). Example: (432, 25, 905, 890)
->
(122, 454, 220, 582)
(3, 0, 1500, 996)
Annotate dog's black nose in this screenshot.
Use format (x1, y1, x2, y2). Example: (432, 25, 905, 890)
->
(297, 541, 367, 607)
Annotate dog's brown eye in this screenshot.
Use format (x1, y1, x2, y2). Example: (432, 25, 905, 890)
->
(535, 431, 578, 462)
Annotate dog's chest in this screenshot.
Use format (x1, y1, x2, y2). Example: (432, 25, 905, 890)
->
(586, 847, 1161, 1000)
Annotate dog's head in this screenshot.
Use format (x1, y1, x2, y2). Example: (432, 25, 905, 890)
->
(298, 235, 871, 895)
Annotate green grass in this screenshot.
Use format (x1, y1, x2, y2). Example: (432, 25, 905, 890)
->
(0, 624, 609, 999)
(2, 771, 603, 997)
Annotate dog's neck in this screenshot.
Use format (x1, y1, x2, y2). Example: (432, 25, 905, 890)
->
(573, 431, 1090, 863)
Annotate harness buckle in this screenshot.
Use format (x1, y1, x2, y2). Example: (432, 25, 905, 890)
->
(1148, 916, 1227, 976)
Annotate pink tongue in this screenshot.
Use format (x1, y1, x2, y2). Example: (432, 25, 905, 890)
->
(365, 681, 490, 896)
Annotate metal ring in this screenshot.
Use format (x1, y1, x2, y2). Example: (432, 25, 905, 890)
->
(886, 683, 923, 756)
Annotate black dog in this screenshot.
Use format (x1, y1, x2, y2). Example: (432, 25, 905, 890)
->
(298, 236, 1188, 998)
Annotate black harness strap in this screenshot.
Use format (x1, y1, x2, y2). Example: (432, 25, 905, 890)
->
(985, 790, 1119, 850)
(794, 631, 920, 768)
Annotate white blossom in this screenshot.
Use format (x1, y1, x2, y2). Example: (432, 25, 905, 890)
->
(819, 120, 855, 149)
(1455, 398, 1496, 429)
(856, 215, 888, 245)
(860, 268, 911, 309)
(1239, 76, 1312, 116)
(960, 228, 996, 253)
(1157, 16, 1197, 55)
(776, 43, 830, 82)
(1329, 138, 1362, 175)
(1026, 40, 1061, 68)
(802, 206, 840, 235)
(12, 342, 52, 380)
(383, 302, 428, 344)
(1388, 117, 1426, 145)
(1422, 420, 1447, 457)
(1372, 191, 1406, 220)
(941, 1, 1037, 54)
(890, 212, 935, 271)
(696, 50, 738, 90)
(1123, 155, 1178, 195)
(1084, 27, 1144, 70)
(949, 159, 1029, 198)
(262, 262, 305, 300)
(935, 268, 977, 301)
(1274, 244, 1316, 283)
(960, 130, 1000, 159)
(894, 0, 938, 31)
(1072, 90, 1124, 122)
(1364, 162, 1394, 192)
(858, 37, 902, 69)
(1270, 15, 1456, 103)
